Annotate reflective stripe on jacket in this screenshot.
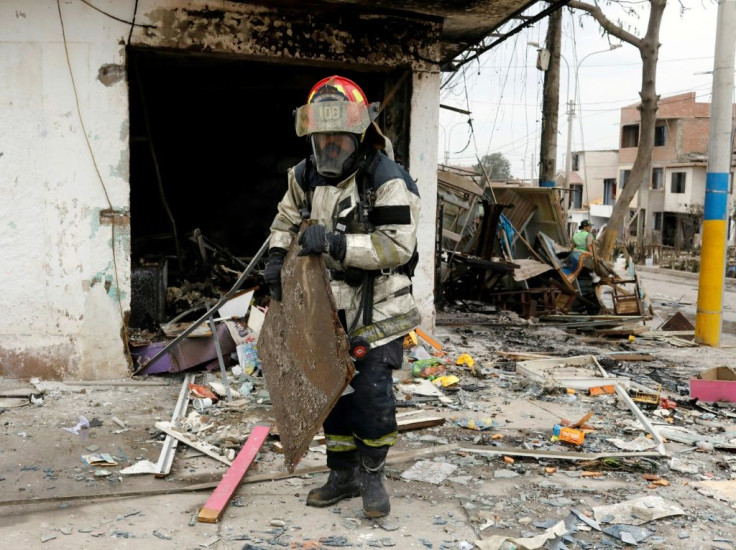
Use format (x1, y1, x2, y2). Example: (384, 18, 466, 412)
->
(269, 157, 421, 348)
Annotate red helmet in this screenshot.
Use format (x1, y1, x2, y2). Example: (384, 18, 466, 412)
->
(307, 75, 368, 105)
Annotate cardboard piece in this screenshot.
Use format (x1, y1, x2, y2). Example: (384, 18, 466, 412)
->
(690, 366, 736, 403)
(216, 289, 254, 319)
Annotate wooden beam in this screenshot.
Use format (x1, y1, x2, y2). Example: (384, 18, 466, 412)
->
(415, 327, 443, 351)
(197, 425, 270, 523)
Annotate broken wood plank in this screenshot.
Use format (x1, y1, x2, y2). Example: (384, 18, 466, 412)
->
(155, 373, 194, 477)
(415, 327, 443, 351)
(197, 425, 270, 523)
(155, 421, 232, 466)
(639, 330, 695, 338)
(592, 325, 648, 337)
(606, 352, 655, 362)
(495, 350, 555, 361)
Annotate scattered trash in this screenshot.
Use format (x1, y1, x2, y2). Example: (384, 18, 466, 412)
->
(432, 375, 460, 387)
(236, 340, 261, 375)
(400, 460, 458, 484)
(607, 435, 658, 452)
(592, 495, 685, 525)
(453, 417, 497, 431)
(120, 460, 158, 475)
(193, 397, 214, 412)
(412, 358, 446, 380)
(62, 416, 90, 435)
(189, 384, 217, 400)
(552, 425, 585, 446)
(82, 453, 118, 466)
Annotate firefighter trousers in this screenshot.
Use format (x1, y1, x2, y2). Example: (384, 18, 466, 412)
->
(323, 337, 403, 469)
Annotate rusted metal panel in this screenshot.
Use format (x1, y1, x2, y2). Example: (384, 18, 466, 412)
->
(258, 235, 354, 472)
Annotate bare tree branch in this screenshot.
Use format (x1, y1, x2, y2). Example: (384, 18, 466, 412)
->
(568, 0, 644, 47)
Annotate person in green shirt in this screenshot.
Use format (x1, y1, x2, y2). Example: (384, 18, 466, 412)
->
(573, 220, 594, 253)
(572, 220, 600, 283)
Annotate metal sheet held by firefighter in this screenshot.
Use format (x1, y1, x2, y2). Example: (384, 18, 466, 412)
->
(258, 239, 354, 472)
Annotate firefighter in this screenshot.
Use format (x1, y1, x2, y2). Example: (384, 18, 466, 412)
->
(262, 76, 421, 518)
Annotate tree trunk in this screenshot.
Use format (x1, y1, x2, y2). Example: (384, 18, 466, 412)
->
(539, 8, 562, 186)
(596, 0, 667, 258)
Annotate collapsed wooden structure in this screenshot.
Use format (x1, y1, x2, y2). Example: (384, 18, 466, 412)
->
(436, 167, 651, 321)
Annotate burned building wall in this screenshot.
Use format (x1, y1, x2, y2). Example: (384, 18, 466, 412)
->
(0, 1, 441, 379)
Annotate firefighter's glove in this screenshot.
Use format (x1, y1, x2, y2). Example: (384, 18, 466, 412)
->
(263, 248, 286, 301)
(297, 224, 347, 262)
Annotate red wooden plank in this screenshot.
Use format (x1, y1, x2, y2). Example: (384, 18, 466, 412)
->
(197, 425, 271, 523)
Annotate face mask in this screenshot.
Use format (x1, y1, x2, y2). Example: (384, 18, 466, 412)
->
(311, 133, 358, 179)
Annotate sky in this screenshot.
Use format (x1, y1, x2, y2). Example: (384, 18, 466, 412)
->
(438, 1, 721, 180)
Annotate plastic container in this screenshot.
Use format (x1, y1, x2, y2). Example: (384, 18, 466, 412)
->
(192, 397, 213, 412)
(553, 425, 585, 445)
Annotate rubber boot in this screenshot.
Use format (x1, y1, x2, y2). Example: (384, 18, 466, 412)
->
(359, 454, 390, 518)
(306, 466, 360, 507)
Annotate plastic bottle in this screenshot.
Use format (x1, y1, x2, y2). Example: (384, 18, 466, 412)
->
(552, 425, 585, 446)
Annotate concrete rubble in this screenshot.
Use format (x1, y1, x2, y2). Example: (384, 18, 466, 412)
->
(2, 280, 736, 548)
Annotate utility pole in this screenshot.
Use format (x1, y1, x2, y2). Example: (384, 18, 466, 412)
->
(563, 98, 574, 219)
(539, 9, 562, 188)
(695, 0, 736, 347)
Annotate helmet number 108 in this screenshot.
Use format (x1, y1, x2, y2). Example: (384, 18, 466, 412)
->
(319, 104, 341, 121)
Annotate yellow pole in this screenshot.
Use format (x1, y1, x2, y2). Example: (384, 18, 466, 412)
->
(695, 0, 736, 346)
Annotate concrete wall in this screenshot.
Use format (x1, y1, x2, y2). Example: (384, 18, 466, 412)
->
(575, 150, 618, 205)
(0, 0, 442, 379)
(0, 2, 131, 380)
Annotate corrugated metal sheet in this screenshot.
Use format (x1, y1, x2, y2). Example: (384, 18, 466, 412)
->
(258, 233, 355, 472)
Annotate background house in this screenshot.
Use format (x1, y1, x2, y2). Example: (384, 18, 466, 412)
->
(618, 92, 736, 249)
(556, 149, 619, 235)
(0, 0, 541, 379)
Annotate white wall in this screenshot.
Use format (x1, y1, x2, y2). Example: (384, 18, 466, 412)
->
(409, 71, 440, 330)
(664, 167, 704, 213)
(0, 1, 131, 379)
(577, 150, 618, 205)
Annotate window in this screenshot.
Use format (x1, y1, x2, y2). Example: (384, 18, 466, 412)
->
(572, 154, 580, 172)
(651, 167, 663, 190)
(654, 212, 663, 231)
(671, 172, 686, 193)
(622, 124, 639, 148)
(603, 178, 616, 206)
(654, 123, 667, 146)
(619, 169, 631, 188)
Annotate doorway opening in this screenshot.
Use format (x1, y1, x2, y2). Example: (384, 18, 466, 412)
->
(126, 48, 407, 328)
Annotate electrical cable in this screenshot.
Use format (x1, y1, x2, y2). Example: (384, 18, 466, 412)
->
(79, 0, 155, 28)
(128, 0, 139, 44)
